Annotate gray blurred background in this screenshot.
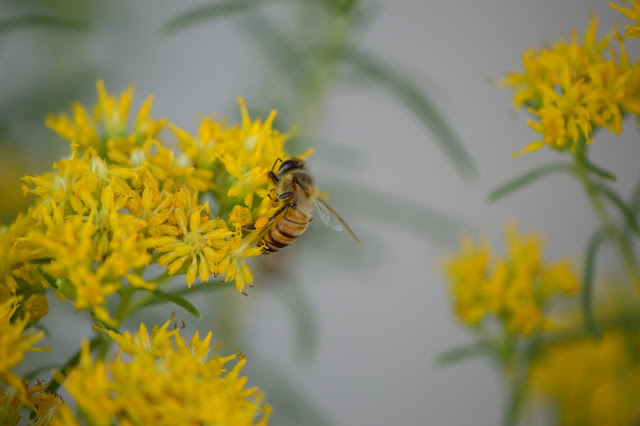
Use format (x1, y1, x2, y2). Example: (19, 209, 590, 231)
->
(4, 0, 640, 425)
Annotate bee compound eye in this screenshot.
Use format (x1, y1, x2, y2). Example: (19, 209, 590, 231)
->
(278, 159, 298, 173)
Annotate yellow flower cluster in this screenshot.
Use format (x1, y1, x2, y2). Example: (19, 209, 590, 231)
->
(61, 320, 270, 426)
(0, 297, 63, 425)
(531, 329, 640, 425)
(503, 16, 640, 156)
(444, 224, 579, 335)
(611, 1, 640, 38)
(0, 297, 46, 379)
(8, 80, 301, 325)
(1, 378, 66, 426)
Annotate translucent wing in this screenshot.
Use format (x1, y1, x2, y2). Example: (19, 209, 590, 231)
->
(314, 197, 360, 245)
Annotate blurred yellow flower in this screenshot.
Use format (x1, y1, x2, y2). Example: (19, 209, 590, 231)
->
(0, 297, 45, 376)
(611, 1, 640, 38)
(0, 213, 44, 297)
(64, 320, 271, 426)
(503, 16, 640, 155)
(531, 330, 640, 425)
(1, 378, 66, 425)
(444, 223, 579, 334)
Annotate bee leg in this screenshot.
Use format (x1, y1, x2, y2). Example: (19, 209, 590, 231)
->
(279, 192, 293, 200)
(266, 189, 278, 202)
(268, 171, 279, 185)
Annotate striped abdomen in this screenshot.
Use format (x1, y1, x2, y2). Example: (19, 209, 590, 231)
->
(261, 206, 310, 254)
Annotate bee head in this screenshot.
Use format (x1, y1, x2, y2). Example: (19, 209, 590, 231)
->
(277, 157, 306, 177)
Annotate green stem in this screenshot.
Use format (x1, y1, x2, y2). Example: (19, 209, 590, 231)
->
(573, 139, 640, 287)
(114, 286, 136, 323)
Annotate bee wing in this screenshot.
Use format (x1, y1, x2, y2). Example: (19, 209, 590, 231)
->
(314, 197, 360, 245)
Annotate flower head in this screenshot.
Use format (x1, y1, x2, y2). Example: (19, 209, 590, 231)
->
(444, 223, 579, 334)
(503, 16, 640, 155)
(63, 319, 271, 426)
(611, 1, 640, 38)
(45, 80, 166, 159)
(0, 297, 46, 377)
(531, 323, 640, 425)
(0, 378, 66, 425)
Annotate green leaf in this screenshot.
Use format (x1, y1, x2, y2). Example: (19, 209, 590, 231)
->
(631, 175, 640, 213)
(622, 175, 640, 246)
(168, 281, 228, 298)
(488, 163, 574, 202)
(324, 179, 472, 247)
(36, 268, 59, 290)
(0, 15, 89, 34)
(582, 159, 617, 181)
(239, 14, 307, 86)
(340, 46, 475, 176)
(161, 0, 267, 34)
(436, 340, 493, 366)
(23, 364, 60, 380)
(582, 230, 605, 338)
(594, 182, 640, 237)
(89, 309, 122, 335)
(27, 257, 53, 265)
(144, 289, 202, 318)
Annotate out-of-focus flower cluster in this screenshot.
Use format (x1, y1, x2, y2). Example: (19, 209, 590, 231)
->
(444, 223, 579, 335)
(530, 303, 640, 426)
(503, 16, 640, 156)
(57, 319, 270, 426)
(611, 0, 640, 38)
(0, 297, 64, 425)
(1, 80, 304, 327)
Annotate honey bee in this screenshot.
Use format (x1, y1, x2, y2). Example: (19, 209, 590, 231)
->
(250, 157, 360, 253)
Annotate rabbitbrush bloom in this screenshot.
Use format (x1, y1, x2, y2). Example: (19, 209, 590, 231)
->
(530, 313, 640, 425)
(1, 378, 66, 426)
(503, 16, 640, 155)
(15, 80, 304, 325)
(444, 223, 579, 334)
(0, 296, 64, 425)
(611, 1, 640, 38)
(62, 320, 271, 426)
(0, 297, 46, 378)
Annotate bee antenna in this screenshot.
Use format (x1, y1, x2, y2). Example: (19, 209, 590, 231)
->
(271, 158, 283, 172)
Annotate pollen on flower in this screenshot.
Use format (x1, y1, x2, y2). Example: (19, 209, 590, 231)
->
(230, 205, 254, 228)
